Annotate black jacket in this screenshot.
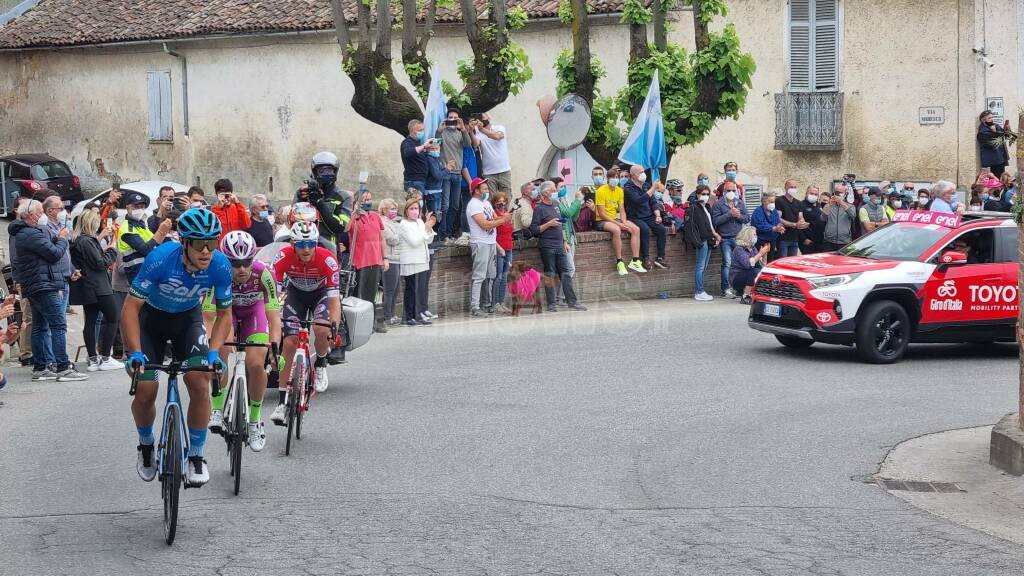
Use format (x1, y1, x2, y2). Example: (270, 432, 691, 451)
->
(799, 204, 826, 246)
(683, 201, 715, 248)
(70, 235, 117, 306)
(978, 123, 1011, 168)
(10, 219, 69, 296)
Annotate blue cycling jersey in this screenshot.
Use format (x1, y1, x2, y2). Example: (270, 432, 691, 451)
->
(129, 241, 233, 313)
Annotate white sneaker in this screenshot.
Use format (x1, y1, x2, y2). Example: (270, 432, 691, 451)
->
(248, 421, 266, 452)
(98, 357, 125, 371)
(87, 357, 101, 372)
(695, 292, 714, 301)
(270, 403, 287, 427)
(423, 310, 436, 319)
(137, 444, 157, 482)
(184, 456, 209, 487)
(314, 364, 329, 393)
(208, 410, 224, 434)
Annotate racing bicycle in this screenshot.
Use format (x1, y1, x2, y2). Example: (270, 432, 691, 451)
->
(284, 317, 337, 456)
(129, 361, 219, 545)
(218, 338, 276, 495)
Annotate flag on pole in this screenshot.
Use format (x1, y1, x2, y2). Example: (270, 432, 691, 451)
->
(617, 70, 667, 181)
(424, 64, 447, 139)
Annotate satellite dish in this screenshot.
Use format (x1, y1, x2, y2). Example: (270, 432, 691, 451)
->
(546, 94, 592, 150)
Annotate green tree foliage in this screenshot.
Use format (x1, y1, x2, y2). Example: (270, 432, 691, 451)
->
(555, 0, 755, 171)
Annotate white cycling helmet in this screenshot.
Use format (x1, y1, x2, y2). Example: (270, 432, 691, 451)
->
(289, 201, 319, 224)
(220, 230, 257, 260)
(291, 220, 319, 242)
(311, 151, 339, 173)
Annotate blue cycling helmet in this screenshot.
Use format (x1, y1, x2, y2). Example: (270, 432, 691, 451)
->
(177, 208, 222, 240)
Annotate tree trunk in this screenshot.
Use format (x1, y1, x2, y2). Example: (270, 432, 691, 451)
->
(687, 0, 720, 128)
(348, 45, 424, 135)
(570, 0, 595, 104)
(652, 0, 667, 51)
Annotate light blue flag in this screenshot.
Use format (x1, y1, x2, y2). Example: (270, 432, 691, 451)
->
(424, 64, 447, 139)
(617, 70, 667, 181)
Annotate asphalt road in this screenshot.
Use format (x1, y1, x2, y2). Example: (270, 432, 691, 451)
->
(1, 299, 1022, 575)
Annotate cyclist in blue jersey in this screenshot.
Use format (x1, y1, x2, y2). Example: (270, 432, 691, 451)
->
(121, 208, 234, 487)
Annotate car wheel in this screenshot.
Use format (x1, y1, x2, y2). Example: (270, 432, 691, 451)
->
(855, 300, 910, 364)
(775, 335, 814, 349)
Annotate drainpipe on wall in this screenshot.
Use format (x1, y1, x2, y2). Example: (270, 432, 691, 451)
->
(162, 43, 189, 136)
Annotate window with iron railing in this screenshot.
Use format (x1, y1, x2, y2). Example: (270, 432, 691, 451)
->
(778, 0, 843, 150)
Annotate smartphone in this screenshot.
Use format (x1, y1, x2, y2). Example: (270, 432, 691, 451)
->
(358, 170, 369, 184)
(445, 119, 457, 127)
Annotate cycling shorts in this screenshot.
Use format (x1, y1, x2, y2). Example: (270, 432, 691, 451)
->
(138, 303, 208, 381)
(282, 287, 332, 337)
(233, 309, 270, 344)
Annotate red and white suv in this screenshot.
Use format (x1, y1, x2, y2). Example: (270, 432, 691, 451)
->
(748, 211, 1018, 363)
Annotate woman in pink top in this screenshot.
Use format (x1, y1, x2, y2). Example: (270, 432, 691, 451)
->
(349, 190, 388, 332)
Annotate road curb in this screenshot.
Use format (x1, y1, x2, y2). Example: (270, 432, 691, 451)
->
(989, 412, 1024, 475)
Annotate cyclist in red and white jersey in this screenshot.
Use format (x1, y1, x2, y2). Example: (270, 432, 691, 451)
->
(270, 221, 340, 426)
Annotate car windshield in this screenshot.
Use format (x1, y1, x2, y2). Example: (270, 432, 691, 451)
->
(30, 161, 72, 180)
(838, 224, 947, 261)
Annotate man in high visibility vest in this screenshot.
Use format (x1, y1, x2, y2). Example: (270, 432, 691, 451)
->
(117, 192, 172, 283)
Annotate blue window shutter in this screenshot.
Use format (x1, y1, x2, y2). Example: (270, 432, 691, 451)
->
(147, 70, 172, 141)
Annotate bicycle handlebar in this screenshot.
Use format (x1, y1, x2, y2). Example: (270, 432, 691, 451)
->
(129, 362, 221, 397)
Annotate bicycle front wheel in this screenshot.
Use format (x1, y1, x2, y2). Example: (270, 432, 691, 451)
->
(162, 406, 182, 546)
(231, 373, 245, 495)
(297, 355, 311, 440)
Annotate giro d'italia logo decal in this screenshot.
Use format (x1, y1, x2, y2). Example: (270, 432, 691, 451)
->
(936, 280, 957, 298)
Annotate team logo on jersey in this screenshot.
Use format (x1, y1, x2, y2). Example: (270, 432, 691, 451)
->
(325, 256, 338, 269)
(157, 276, 209, 300)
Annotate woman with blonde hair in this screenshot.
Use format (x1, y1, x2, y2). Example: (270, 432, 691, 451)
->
(379, 198, 403, 325)
(729, 226, 770, 305)
(396, 197, 435, 325)
(69, 210, 122, 370)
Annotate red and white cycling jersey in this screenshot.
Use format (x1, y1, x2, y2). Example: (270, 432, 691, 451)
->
(272, 245, 341, 296)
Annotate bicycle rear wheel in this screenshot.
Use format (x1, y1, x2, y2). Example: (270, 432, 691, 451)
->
(162, 406, 182, 546)
(285, 358, 301, 456)
(296, 355, 310, 440)
(231, 373, 245, 495)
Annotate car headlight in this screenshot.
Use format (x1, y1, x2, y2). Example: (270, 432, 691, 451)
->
(807, 273, 861, 289)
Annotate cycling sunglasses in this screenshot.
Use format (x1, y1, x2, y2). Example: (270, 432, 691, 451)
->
(293, 240, 317, 250)
(186, 239, 219, 253)
(230, 258, 253, 268)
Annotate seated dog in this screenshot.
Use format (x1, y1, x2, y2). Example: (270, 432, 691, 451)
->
(506, 261, 558, 316)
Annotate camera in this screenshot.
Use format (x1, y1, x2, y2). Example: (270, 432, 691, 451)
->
(305, 179, 323, 203)
(445, 119, 457, 127)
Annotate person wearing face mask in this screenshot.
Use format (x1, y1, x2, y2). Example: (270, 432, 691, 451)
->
(70, 210, 123, 372)
(551, 178, 584, 306)
(11, 199, 87, 381)
(594, 166, 644, 274)
(710, 181, 749, 298)
(510, 180, 538, 241)
(682, 184, 721, 301)
(981, 182, 1007, 212)
(775, 180, 807, 258)
(999, 172, 1017, 209)
(243, 194, 275, 247)
(530, 181, 587, 312)
(977, 110, 1014, 177)
(927, 180, 964, 215)
(401, 119, 440, 194)
(491, 192, 515, 314)
(397, 197, 436, 326)
(915, 188, 932, 210)
(884, 191, 903, 219)
(117, 192, 172, 284)
(379, 198, 404, 326)
(466, 178, 511, 316)
(857, 187, 890, 233)
(623, 165, 669, 270)
(799, 186, 826, 254)
(148, 186, 177, 233)
(714, 162, 745, 200)
(822, 182, 856, 251)
(348, 189, 388, 332)
(41, 195, 76, 315)
(751, 192, 785, 260)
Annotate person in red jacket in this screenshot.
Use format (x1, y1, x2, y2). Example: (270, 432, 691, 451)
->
(491, 191, 515, 314)
(210, 179, 251, 238)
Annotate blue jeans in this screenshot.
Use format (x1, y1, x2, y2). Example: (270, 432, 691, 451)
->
(539, 246, 578, 307)
(492, 249, 513, 305)
(440, 172, 462, 239)
(778, 240, 799, 257)
(424, 191, 442, 224)
(29, 289, 68, 371)
(719, 237, 736, 292)
(403, 180, 426, 194)
(695, 241, 711, 295)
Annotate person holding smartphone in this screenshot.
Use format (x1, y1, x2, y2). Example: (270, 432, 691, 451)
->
(211, 178, 251, 237)
(977, 110, 1015, 177)
(436, 110, 474, 242)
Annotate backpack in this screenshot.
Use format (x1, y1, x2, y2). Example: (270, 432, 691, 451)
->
(682, 205, 702, 249)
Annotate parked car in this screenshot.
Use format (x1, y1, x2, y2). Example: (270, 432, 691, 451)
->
(748, 211, 1017, 363)
(69, 180, 189, 224)
(0, 154, 83, 214)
